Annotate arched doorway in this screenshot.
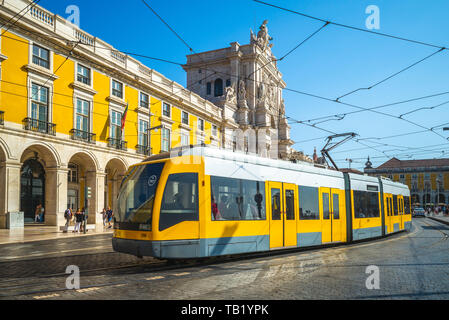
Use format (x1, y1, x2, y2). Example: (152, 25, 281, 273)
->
(105, 158, 127, 214)
(20, 158, 45, 223)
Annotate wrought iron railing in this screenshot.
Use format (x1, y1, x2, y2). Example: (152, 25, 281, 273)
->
(107, 137, 127, 150)
(70, 129, 96, 144)
(23, 117, 56, 135)
(136, 145, 152, 156)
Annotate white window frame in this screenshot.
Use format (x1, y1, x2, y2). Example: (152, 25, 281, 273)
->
(110, 108, 123, 140)
(197, 118, 204, 132)
(138, 117, 149, 147)
(139, 92, 150, 109)
(72, 89, 94, 134)
(161, 127, 171, 152)
(26, 73, 54, 124)
(181, 129, 190, 146)
(28, 41, 54, 72)
(162, 101, 171, 118)
(181, 110, 189, 125)
(75, 62, 93, 87)
(111, 79, 124, 100)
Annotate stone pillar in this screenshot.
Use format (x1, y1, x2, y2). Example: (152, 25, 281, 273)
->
(94, 171, 106, 230)
(0, 161, 21, 229)
(45, 167, 68, 227)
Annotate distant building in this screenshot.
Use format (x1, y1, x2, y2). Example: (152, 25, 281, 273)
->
(364, 157, 449, 207)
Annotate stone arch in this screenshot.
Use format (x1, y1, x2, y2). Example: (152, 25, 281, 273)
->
(19, 142, 61, 168)
(66, 151, 100, 213)
(0, 137, 11, 162)
(104, 157, 128, 213)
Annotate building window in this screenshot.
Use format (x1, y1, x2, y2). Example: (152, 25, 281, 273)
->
(138, 119, 149, 147)
(32, 44, 50, 69)
(226, 79, 231, 87)
(425, 173, 430, 180)
(214, 78, 223, 97)
(112, 80, 123, 99)
(212, 125, 218, 136)
(197, 134, 204, 145)
(162, 102, 171, 117)
(161, 127, 170, 152)
(75, 98, 90, 133)
(77, 64, 91, 85)
(140, 92, 149, 109)
(198, 118, 204, 131)
(31, 83, 49, 124)
(206, 82, 211, 95)
(68, 163, 78, 183)
(110, 110, 122, 139)
(181, 131, 189, 146)
(181, 111, 189, 125)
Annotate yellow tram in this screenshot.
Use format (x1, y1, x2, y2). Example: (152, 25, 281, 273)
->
(112, 146, 411, 259)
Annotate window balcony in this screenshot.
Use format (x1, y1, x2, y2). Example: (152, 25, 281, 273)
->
(23, 117, 56, 135)
(136, 145, 152, 156)
(0, 111, 4, 125)
(70, 129, 96, 144)
(107, 138, 127, 151)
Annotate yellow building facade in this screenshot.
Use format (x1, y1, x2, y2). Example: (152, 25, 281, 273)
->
(365, 157, 449, 208)
(0, 0, 223, 228)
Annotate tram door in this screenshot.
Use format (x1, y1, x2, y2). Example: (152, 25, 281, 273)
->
(384, 194, 393, 233)
(398, 196, 404, 230)
(321, 188, 342, 243)
(268, 182, 297, 249)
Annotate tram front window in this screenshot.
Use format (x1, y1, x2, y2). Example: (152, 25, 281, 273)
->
(116, 162, 165, 228)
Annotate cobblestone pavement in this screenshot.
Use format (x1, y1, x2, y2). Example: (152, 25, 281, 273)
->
(1, 218, 448, 300)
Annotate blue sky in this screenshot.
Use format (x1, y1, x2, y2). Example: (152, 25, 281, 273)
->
(41, 0, 449, 170)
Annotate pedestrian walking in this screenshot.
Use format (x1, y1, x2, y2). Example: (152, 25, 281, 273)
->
(82, 207, 88, 233)
(106, 206, 113, 229)
(101, 208, 107, 227)
(73, 209, 83, 233)
(64, 207, 72, 229)
(34, 204, 41, 222)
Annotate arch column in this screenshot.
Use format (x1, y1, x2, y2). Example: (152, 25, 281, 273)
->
(85, 170, 106, 230)
(0, 161, 22, 229)
(45, 166, 69, 227)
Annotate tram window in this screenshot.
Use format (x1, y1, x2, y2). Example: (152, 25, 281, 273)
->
(387, 198, 390, 216)
(298, 186, 320, 220)
(285, 189, 295, 220)
(210, 176, 266, 221)
(271, 189, 281, 221)
(116, 162, 165, 227)
(322, 193, 330, 220)
(159, 173, 199, 231)
(393, 195, 398, 216)
(333, 194, 340, 219)
(241, 180, 266, 220)
(354, 191, 380, 218)
(404, 196, 411, 215)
